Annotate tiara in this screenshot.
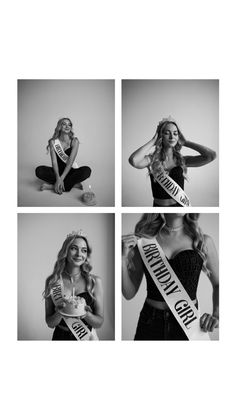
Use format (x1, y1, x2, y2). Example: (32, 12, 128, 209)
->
(67, 229, 86, 239)
(158, 116, 177, 126)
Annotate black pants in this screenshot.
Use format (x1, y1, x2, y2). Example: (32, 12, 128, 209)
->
(134, 301, 189, 340)
(52, 326, 77, 340)
(35, 165, 91, 192)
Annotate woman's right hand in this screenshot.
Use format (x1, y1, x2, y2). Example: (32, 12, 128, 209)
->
(54, 178, 65, 194)
(122, 234, 138, 258)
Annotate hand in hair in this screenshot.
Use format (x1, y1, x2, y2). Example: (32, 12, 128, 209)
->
(200, 313, 219, 332)
(178, 128, 187, 145)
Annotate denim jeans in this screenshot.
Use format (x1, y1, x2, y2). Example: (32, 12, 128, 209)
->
(134, 301, 189, 341)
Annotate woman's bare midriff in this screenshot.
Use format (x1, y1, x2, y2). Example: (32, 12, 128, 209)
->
(153, 197, 177, 206)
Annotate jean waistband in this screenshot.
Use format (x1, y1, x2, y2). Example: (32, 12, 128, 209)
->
(142, 300, 198, 320)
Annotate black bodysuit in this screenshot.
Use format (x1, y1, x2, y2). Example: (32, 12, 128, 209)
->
(144, 249, 203, 301)
(35, 147, 91, 192)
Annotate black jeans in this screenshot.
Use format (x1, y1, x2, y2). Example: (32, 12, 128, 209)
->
(134, 301, 189, 341)
(35, 165, 91, 192)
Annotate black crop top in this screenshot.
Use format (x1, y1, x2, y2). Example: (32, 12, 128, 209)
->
(150, 166, 184, 199)
(144, 249, 203, 301)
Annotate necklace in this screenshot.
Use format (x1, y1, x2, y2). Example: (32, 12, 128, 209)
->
(164, 224, 184, 233)
(64, 269, 81, 282)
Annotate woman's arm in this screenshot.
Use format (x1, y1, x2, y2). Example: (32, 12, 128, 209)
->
(82, 277, 104, 329)
(49, 140, 64, 194)
(200, 234, 219, 332)
(60, 137, 79, 181)
(183, 139, 217, 168)
(129, 133, 157, 169)
(45, 295, 65, 329)
(122, 234, 144, 300)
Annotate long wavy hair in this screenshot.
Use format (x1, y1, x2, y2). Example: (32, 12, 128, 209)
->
(46, 117, 77, 152)
(149, 119, 187, 178)
(132, 213, 209, 275)
(44, 233, 96, 300)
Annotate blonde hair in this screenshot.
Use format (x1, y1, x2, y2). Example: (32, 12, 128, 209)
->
(133, 213, 210, 275)
(44, 234, 96, 299)
(149, 120, 187, 178)
(46, 117, 78, 152)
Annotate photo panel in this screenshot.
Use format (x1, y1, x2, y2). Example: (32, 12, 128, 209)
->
(122, 79, 219, 207)
(122, 212, 219, 341)
(18, 79, 115, 207)
(18, 213, 115, 340)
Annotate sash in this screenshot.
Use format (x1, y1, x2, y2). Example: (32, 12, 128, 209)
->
(53, 139, 79, 169)
(154, 170, 190, 207)
(137, 237, 209, 340)
(51, 280, 92, 341)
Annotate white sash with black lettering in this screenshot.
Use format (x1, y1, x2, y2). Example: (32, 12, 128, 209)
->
(154, 170, 190, 207)
(138, 237, 209, 340)
(53, 139, 79, 169)
(51, 280, 91, 341)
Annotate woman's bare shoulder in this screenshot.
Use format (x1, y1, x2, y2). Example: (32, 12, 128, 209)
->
(203, 234, 213, 246)
(72, 136, 79, 144)
(49, 138, 55, 146)
(90, 273, 101, 283)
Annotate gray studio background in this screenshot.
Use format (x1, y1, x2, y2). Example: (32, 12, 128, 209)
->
(122, 213, 219, 341)
(122, 80, 219, 206)
(18, 79, 115, 206)
(18, 213, 115, 340)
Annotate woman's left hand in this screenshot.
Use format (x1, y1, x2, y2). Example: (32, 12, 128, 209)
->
(178, 129, 187, 145)
(200, 313, 219, 332)
(80, 305, 92, 319)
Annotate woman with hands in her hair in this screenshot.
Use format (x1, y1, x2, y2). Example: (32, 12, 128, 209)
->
(129, 117, 216, 207)
(122, 213, 219, 340)
(44, 232, 103, 340)
(36, 118, 91, 194)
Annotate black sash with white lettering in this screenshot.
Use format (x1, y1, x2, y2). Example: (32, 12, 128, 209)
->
(53, 139, 79, 169)
(138, 237, 209, 340)
(154, 170, 190, 207)
(51, 280, 91, 341)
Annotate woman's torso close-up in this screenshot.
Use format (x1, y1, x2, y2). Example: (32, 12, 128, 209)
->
(150, 166, 184, 199)
(143, 248, 203, 302)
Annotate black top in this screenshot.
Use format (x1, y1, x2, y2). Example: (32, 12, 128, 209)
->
(144, 249, 203, 301)
(150, 166, 184, 199)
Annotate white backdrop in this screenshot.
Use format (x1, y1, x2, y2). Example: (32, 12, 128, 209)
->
(122, 213, 219, 341)
(122, 79, 219, 206)
(18, 79, 115, 206)
(18, 213, 115, 340)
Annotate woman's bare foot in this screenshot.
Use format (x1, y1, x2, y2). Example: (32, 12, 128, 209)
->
(40, 183, 53, 191)
(74, 183, 83, 190)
